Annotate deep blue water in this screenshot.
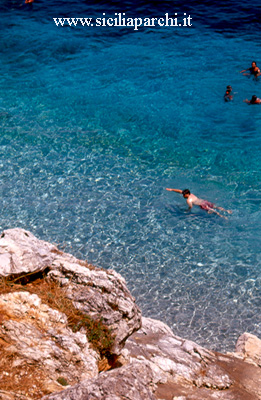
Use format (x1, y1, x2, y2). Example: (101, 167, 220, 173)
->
(0, 0, 260, 351)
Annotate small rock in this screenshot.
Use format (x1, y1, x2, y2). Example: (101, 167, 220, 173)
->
(235, 332, 261, 366)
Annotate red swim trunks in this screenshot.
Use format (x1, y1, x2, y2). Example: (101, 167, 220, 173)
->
(200, 200, 214, 211)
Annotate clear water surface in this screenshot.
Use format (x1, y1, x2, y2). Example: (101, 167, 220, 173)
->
(0, 0, 260, 351)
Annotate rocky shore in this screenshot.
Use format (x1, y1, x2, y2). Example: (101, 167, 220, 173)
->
(0, 228, 260, 400)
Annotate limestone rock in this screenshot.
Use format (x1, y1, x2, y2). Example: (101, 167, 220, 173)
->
(42, 360, 158, 400)
(41, 317, 261, 400)
(125, 317, 261, 400)
(48, 261, 141, 354)
(126, 317, 232, 390)
(1, 229, 260, 400)
(0, 228, 57, 277)
(235, 332, 261, 367)
(0, 291, 99, 398)
(0, 228, 142, 354)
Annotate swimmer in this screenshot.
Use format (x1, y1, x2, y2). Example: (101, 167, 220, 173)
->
(244, 95, 261, 104)
(166, 188, 232, 219)
(224, 85, 233, 102)
(25, 0, 34, 3)
(240, 61, 260, 78)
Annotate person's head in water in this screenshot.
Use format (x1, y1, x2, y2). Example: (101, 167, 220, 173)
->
(226, 85, 232, 92)
(250, 95, 258, 104)
(182, 189, 191, 198)
(252, 61, 257, 68)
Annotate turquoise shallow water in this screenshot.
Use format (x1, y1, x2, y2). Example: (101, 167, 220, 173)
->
(0, 1, 260, 351)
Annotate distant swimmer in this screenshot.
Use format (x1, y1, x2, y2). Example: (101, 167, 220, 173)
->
(166, 188, 232, 219)
(25, 0, 34, 3)
(244, 95, 261, 104)
(240, 61, 260, 78)
(224, 85, 233, 102)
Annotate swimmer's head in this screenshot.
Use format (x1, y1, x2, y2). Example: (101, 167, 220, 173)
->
(226, 85, 232, 92)
(252, 61, 257, 67)
(251, 95, 257, 103)
(182, 189, 191, 198)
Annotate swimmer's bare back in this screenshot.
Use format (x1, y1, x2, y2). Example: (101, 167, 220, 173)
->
(166, 188, 232, 219)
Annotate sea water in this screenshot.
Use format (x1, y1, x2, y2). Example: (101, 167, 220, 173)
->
(0, 0, 260, 351)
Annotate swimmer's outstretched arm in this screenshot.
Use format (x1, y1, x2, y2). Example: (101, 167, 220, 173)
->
(166, 188, 182, 193)
(240, 69, 251, 76)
